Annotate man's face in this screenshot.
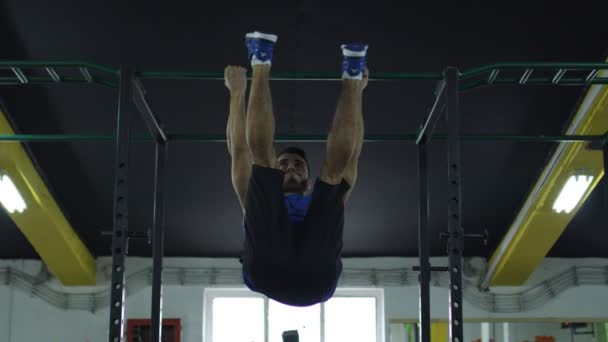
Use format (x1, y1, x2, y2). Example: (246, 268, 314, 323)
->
(277, 153, 310, 193)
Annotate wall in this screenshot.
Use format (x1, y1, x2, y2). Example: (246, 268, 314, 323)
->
(1, 257, 608, 342)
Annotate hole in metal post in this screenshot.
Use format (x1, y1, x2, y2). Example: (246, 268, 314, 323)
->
(113, 319, 119, 325)
(115, 266, 122, 272)
(452, 267, 459, 273)
(114, 283, 121, 290)
(453, 301, 459, 308)
(114, 301, 120, 307)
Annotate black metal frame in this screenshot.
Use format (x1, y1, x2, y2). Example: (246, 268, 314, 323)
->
(1, 61, 605, 342)
(108, 66, 168, 342)
(416, 67, 463, 342)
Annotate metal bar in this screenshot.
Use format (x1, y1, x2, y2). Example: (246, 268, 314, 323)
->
(138, 70, 442, 81)
(445, 66, 464, 342)
(552, 69, 567, 84)
(416, 80, 447, 144)
(45, 67, 61, 82)
(417, 142, 431, 342)
(79, 67, 94, 83)
(150, 142, 167, 342)
(0, 76, 118, 88)
(1, 133, 606, 143)
(519, 69, 533, 85)
(461, 77, 608, 91)
(108, 66, 134, 342)
(132, 79, 168, 143)
(0, 60, 118, 75)
(11, 68, 28, 84)
(460, 62, 608, 79)
(487, 69, 500, 84)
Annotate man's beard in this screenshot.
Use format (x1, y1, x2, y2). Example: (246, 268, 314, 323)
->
(283, 175, 308, 193)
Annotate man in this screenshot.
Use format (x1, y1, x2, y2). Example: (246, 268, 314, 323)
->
(224, 31, 368, 307)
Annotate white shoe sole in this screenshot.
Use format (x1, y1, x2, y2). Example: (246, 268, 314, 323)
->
(341, 44, 367, 57)
(246, 31, 278, 43)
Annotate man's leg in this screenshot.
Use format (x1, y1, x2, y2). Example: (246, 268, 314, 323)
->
(246, 64, 276, 168)
(245, 32, 278, 168)
(321, 43, 368, 186)
(320, 78, 365, 186)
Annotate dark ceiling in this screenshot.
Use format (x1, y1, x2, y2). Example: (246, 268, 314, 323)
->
(1, 1, 607, 259)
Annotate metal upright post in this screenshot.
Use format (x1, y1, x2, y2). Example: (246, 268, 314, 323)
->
(417, 142, 431, 342)
(108, 66, 133, 342)
(132, 77, 168, 342)
(445, 67, 464, 342)
(150, 142, 167, 342)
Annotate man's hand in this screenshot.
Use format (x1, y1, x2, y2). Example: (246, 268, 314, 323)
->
(224, 65, 247, 93)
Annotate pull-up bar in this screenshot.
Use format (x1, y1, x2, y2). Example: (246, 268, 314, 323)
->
(0, 133, 605, 143)
(1, 60, 607, 90)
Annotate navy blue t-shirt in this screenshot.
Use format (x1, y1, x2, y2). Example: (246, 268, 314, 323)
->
(244, 194, 338, 303)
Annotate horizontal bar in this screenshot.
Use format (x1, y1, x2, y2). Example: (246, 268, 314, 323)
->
(460, 77, 608, 92)
(138, 70, 443, 81)
(1, 133, 605, 143)
(0, 60, 117, 76)
(0, 76, 118, 88)
(461, 62, 608, 79)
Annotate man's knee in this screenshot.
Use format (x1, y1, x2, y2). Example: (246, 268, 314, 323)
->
(247, 136, 275, 167)
(320, 160, 346, 185)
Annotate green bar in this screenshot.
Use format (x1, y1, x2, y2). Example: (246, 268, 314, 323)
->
(0, 76, 117, 88)
(2, 133, 602, 143)
(461, 77, 608, 92)
(139, 70, 443, 81)
(461, 62, 608, 79)
(0, 134, 150, 142)
(0, 60, 117, 76)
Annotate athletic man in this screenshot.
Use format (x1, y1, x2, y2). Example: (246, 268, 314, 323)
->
(224, 31, 368, 306)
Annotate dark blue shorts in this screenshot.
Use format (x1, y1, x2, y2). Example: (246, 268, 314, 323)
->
(240, 165, 350, 307)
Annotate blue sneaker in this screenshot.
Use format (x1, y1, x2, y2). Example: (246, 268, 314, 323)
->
(245, 31, 278, 66)
(341, 43, 368, 79)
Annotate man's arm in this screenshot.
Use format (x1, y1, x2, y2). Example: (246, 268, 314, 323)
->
(225, 66, 251, 211)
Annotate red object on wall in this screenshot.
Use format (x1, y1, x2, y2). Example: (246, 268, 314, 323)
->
(126, 318, 181, 342)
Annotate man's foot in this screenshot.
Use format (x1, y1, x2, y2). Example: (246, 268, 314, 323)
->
(341, 43, 368, 80)
(245, 31, 278, 66)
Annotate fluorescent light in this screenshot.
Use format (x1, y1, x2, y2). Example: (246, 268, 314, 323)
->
(0, 173, 27, 214)
(552, 174, 594, 214)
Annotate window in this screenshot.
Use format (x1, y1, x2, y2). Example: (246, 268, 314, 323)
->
(204, 288, 384, 342)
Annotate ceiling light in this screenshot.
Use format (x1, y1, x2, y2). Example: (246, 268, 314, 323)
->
(0, 172, 27, 214)
(552, 174, 594, 214)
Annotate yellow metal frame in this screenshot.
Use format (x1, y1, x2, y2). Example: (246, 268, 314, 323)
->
(486, 70, 608, 286)
(0, 109, 95, 285)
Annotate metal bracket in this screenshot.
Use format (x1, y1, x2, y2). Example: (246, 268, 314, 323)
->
(441, 229, 489, 246)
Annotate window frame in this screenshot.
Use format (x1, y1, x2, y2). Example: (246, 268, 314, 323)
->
(203, 287, 385, 342)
